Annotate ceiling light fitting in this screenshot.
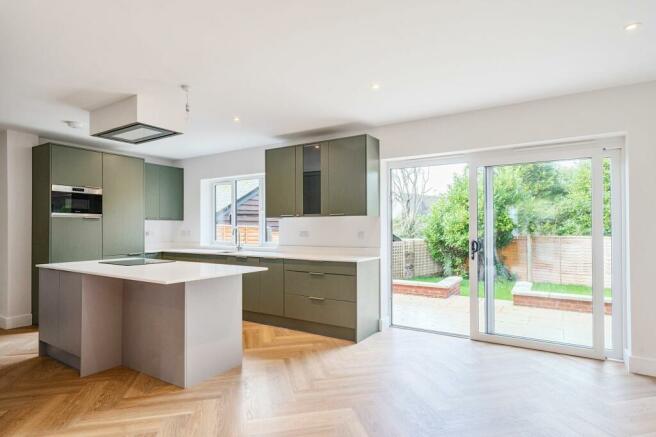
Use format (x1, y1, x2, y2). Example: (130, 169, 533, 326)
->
(625, 22, 642, 31)
(64, 120, 84, 129)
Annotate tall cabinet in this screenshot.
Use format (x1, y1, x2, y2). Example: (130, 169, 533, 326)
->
(32, 144, 146, 322)
(265, 134, 379, 218)
(102, 154, 145, 257)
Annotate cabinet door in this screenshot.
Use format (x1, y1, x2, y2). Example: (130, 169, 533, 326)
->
(265, 147, 297, 217)
(259, 259, 284, 316)
(159, 166, 184, 220)
(144, 164, 160, 219)
(51, 145, 103, 188)
(227, 256, 260, 312)
(326, 136, 367, 216)
(50, 217, 102, 262)
(102, 154, 145, 256)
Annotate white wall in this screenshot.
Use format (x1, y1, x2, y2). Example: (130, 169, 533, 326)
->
(0, 129, 38, 329)
(177, 80, 656, 376)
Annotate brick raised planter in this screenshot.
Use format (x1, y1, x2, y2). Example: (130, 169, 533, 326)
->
(393, 277, 461, 298)
(512, 288, 612, 315)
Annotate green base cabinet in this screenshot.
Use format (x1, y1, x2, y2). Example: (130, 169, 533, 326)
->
(158, 252, 380, 342)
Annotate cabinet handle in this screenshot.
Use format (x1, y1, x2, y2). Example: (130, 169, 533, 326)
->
(329, 213, 345, 216)
(308, 296, 325, 302)
(236, 256, 248, 260)
(308, 272, 325, 276)
(127, 252, 142, 257)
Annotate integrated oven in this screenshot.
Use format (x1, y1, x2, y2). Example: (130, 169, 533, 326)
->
(51, 185, 102, 218)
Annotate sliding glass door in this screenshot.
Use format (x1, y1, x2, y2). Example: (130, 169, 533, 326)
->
(468, 145, 623, 359)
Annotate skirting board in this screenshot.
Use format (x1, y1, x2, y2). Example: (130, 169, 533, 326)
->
(627, 354, 656, 378)
(0, 313, 32, 329)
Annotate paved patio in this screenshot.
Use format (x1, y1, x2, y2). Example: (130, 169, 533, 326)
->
(392, 294, 612, 347)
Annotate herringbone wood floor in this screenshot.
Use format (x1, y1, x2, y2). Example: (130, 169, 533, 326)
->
(1, 322, 656, 436)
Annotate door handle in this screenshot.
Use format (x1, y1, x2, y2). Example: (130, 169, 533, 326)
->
(470, 240, 481, 260)
(308, 296, 325, 302)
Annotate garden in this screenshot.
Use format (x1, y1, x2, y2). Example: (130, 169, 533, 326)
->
(392, 159, 612, 314)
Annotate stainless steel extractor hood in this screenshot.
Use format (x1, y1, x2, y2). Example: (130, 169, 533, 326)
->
(90, 94, 185, 144)
(93, 122, 180, 144)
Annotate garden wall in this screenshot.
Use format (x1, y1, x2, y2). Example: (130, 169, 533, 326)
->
(501, 235, 612, 288)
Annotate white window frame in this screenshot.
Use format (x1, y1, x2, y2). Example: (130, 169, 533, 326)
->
(208, 174, 275, 248)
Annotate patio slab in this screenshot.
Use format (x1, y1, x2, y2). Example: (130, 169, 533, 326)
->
(392, 294, 612, 346)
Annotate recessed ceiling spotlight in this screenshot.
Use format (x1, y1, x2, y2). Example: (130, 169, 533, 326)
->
(370, 83, 381, 91)
(64, 120, 84, 129)
(625, 22, 642, 31)
(233, 116, 241, 123)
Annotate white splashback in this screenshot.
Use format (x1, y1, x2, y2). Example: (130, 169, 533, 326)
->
(279, 216, 380, 248)
(145, 220, 180, 249)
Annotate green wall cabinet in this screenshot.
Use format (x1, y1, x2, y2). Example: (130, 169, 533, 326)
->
(265, 147, 298, 218)
(51, 145, 102, 188)
(264, 134, 379, 218)
(145, 163, 184, 220)
(102, 154, 145, 257)
(145, 163, 160, 219)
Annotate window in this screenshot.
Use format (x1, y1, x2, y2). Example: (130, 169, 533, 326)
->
(211, 175, 279, 246)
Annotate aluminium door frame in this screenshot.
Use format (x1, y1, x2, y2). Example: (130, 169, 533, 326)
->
(467, 141, 624, 360)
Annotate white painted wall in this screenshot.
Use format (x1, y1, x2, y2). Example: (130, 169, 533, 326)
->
(176, 80, 656, 376)
(0, 129, 38, 329)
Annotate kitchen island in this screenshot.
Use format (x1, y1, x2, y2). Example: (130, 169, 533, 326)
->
(36, 259, 266, 388)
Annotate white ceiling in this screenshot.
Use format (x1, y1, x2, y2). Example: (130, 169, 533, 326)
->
(1, 0, 655, 160)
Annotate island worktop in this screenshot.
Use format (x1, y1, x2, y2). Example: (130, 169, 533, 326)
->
(37, 259, 265, 388)
(37, 259, 266, 284)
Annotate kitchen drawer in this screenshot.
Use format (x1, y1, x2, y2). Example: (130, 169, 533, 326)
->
(226, 255, 260, 265)
(284, 259, 356, 276)
(284, 294, 355, 329)
(162, 253, 224, 263)
(284, 270, 356, 302)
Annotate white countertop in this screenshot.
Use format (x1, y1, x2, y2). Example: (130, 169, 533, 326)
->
(147, 247, 380, 263)
(36, 259, 267, 285)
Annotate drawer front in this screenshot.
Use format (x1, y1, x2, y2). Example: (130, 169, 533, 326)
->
(285, 270, 356, 302)
(162, 253, 226, 263)
(284, 259, 356, 276)
(284, 294, 355, 329)
(226, 256, 260, 266)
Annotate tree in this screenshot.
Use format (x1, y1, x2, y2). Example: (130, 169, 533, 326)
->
(422, 160, 605, 278)
(391, 167, 431, 238)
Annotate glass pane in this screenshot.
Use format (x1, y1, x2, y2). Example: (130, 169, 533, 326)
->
(603, 158, 613, 350)
(236, 179, 261, 246)
(266, 218, 280, 243)
(303, 144, 321, 215)
(214, 183, 233, 243)
(391, 163, 470, 336)
(489, 159, 594, 347)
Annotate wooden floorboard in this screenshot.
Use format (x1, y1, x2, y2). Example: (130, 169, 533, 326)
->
(1, 322, 655, 436)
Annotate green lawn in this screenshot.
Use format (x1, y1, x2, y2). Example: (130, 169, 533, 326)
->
(409, 276, 611, 300)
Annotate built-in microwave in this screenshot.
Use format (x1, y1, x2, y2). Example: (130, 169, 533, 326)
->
(51, 185, 102, 218)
